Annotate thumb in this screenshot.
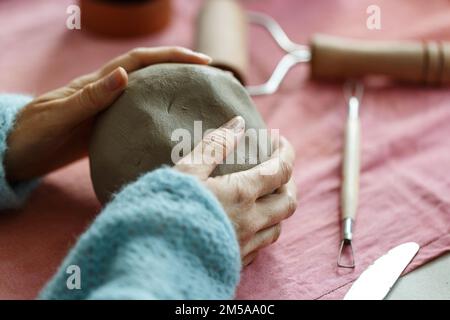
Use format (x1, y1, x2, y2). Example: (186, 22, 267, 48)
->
(61, 67, 128, 124)
(176, 116, 245, 180)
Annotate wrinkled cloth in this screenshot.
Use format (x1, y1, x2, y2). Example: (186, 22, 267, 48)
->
(0, 0, 449, 300)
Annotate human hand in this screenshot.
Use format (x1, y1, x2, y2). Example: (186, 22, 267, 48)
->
(5, 47, 211, 182)
(175, 116, 297, 266)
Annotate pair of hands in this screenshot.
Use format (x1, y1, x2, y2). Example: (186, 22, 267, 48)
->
(5, 47, 297, 266)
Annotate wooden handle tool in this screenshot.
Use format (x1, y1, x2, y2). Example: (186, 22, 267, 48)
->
(245, 12, 450, 95)
(195, 0, 248, 84)
(310, 34, 450, 85)
(337, 82, 363, 269)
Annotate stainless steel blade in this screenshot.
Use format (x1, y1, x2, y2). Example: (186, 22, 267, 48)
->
(344, 242, 419, 300)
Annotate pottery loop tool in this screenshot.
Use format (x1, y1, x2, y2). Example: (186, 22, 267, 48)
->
(245, 11, 450, 95)
(196, 1, 450, 94)
(337, 81, 364, 269)
(245, 12, 311, 95)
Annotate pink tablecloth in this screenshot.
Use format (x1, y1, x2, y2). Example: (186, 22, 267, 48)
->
(1, 0, 450, 300)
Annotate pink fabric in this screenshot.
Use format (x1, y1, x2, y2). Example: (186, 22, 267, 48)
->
(1, 0, 450, 300)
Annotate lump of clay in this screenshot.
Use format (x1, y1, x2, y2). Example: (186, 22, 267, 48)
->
(89, 63, 270, 203)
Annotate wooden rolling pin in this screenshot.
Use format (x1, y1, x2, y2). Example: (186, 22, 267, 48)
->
(311, 34, 450, 85)
(196, 0, 248, 84)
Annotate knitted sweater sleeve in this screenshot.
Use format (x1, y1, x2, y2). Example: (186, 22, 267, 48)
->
(0, 94, 38, 210)
(39, 168, 241, 300)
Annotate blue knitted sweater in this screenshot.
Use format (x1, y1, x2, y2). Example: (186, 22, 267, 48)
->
(0, 94, 241, 299)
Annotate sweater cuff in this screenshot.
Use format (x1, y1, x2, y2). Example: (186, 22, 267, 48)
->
(0, 94, 39, 210)
(108, 167, 242, 298)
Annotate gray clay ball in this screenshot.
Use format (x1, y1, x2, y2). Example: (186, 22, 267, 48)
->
(89, 63, 270, 203)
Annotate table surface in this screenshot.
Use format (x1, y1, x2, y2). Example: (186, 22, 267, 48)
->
(388, 253, 450, 299)
(1, 0, 449, 300)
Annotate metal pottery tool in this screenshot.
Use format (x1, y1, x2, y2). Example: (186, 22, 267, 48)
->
(195, 1, 450, 94)
(245, 11, 310, 95)
(344, 242, 420, 300)
(337, 81, 363, 268)
(246, 11, 450, 95)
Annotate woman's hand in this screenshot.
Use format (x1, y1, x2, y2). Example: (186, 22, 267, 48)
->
(5, 47, 211, 182)
(175, 116, 297, 266)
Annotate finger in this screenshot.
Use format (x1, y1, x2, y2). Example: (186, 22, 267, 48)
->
(99, 47, 212, 76)
(242, 251, 258, 267)
(253, 179, 297, 229)
(275, 177, 297, 197)
(242, 224, 282, 257)
(175, 116, 245, 180)
(232, 136, 295, 199)
(59, 67, 128, 125)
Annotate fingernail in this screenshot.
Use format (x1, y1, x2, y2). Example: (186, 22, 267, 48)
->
(193, 51, 213, 63)
(105, 68, 126, 91)
(225, 116, 245, 133)
(181, 48, 212, 63)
